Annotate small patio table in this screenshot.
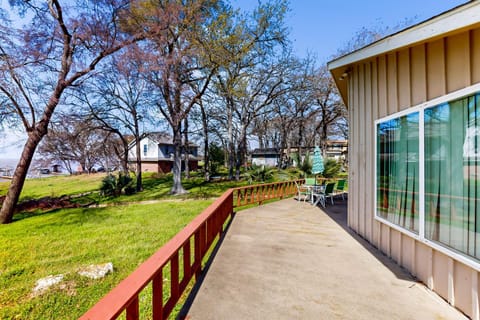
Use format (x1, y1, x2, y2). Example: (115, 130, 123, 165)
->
(303, 184, 325, 206)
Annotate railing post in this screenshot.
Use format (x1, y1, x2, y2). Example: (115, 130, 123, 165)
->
(126, 296, 139, 320)
(194, 230, 202, 279)
(183, 242, 191, 283)
(152, 272, 163, 320)
(171, 253, 179, 302)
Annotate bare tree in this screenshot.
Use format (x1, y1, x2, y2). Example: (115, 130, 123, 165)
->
(129, 0, 237, 194)
(38, 115, 120, 174)
(212, 0, 289, 179)
(0, 1, 144, 223)
(311, 66, 347, 157)
(75, 54, 153, 191)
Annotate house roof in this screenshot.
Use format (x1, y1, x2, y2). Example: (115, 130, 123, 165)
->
(251, 148, 281, 156)
(325, 140, 348, 146)
(144, 132, 198, 147)
(327, 1, 480, 104)
(146, 132, 173, 145)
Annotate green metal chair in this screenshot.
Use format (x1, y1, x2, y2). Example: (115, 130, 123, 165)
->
(324, 182, 336, 205)
(334, 179, 346, 200)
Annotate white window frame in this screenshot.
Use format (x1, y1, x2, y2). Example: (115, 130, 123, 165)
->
(374, 82, 480, 271)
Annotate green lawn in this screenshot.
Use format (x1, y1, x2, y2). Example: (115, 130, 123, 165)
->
(0, 173, 108, 201)
(0, 172, 249, 205)
(0, 172, 249, 319)
(0, 200, 212, 319)
(0, 169, 314, 319)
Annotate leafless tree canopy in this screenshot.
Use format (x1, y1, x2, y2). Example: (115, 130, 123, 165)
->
(0, 0, 354, 224)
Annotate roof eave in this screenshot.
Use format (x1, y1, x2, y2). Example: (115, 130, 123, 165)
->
(328, 2, 480, 70)
(327, 1, 480, 105)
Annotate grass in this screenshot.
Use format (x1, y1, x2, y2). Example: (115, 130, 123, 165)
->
(0, 172, 252, 319)
(0, 173, 107, 201)
(0, 168, 340, 319)
(0, 200, 212, 319)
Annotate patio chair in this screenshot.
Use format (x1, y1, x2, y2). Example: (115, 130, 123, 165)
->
(312, 182, 335, 207)
(294, 181, 310, 202)
(334, 179, 347, 200)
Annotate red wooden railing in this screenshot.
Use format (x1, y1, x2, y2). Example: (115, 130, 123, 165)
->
(233, 180, 302, 208)
(80, 180, 303, 320)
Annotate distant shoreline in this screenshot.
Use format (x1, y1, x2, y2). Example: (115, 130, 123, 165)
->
(0, 158, 19, 168)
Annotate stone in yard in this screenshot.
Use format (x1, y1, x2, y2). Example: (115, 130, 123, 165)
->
(78, 262, 113, 279)
(32, 274, 64, 296)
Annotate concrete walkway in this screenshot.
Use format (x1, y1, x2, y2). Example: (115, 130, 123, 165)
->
(184, 198, 467, 320)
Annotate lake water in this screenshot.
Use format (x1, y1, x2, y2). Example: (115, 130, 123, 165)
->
(0, 158, 18, 168)
(0, 158, 17, 183)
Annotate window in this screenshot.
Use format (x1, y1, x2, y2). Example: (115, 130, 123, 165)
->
(143, 144, 148, 156)
(425, 94, 480, 258)
(376, 89, 480, 263)
(376, 113, 419, 233)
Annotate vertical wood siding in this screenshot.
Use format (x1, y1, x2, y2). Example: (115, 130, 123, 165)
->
(347, 27, 480, 319)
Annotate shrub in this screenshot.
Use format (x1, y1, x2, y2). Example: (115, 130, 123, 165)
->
(244, 165, 274, 184)
(100, 172, 135, 197)
(322, 159, 342, 178)
(291, 152, 312, 176)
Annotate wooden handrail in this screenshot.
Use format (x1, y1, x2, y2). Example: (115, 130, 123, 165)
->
(233, 179, 304, 208)
(80, 180, 302, 320)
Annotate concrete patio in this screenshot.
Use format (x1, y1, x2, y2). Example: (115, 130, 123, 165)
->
(182, 198, 467, 320)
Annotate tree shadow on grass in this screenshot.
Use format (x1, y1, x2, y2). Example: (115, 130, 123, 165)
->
(12, 206, 112, 226)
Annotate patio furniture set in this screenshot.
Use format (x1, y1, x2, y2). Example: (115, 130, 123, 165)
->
(295, 178, 346, 208)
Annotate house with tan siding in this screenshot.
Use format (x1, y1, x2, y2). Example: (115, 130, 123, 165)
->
(328, 2, 480, 319)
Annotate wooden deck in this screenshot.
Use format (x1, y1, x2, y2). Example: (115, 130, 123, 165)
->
(182, 198, 466, 320)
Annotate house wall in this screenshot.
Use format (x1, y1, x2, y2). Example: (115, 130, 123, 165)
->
(129, 137, 161, 160)
(347, 26, 480, 319)
(252, 156, 279, 167)
(142, 162, 159, 173)
(159, 144, 174, 159)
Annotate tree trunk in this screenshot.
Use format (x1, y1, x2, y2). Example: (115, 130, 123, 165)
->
(258, 134, 265, 149)
(133, 113, 143, 192)
(298, 110, 305, 160)
(171, 124, 187, 195)
(278, 126, 287, 169)
(183, 117, 190, 179)
(135, 136, 143, 192)
(200, 102, 210, 182)
(0, 131, 43, 223)
(235, 127, 248, 181)
(121, 140, 129, 173)
(235, 150, 242, 181)
(227, 99, 235, 180)
(321, 122, 328, 158)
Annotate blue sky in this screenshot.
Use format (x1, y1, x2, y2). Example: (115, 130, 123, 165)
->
(234, 0, 468, 63)
(0, 0, 470, 159)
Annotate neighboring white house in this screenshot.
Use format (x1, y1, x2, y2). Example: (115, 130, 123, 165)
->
(128, 132, 199, 173)
(251, 148, 281, 167)
(251, 141, 348, 168)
